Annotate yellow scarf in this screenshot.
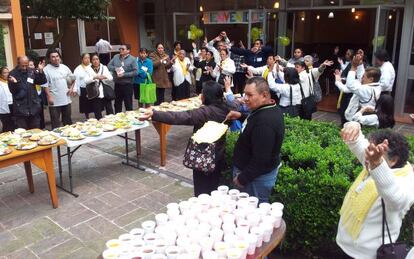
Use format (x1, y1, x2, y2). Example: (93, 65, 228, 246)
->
(337, 91, 344, 109)
(339, 163, 411, 240)
(263, 68, 270, 80)
(178, 59, 188, 76)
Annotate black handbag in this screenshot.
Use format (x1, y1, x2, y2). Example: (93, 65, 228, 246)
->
(377, 199, 411, 259)
(310, 72, 322, 103)
(183, 138, 216, 173)
(85, 81, 99, 100)
(102, 81, 115, 100)
(299, 82, 317, 120)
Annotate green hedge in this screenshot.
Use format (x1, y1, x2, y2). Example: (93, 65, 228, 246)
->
(224, 117, 414, 257)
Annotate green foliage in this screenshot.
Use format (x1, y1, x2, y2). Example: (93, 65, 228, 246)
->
(0, 24, 6, 67)
(224, 117, 414, 257)
(21, 0, 111, 20)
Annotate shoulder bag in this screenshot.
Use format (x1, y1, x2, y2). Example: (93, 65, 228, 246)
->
(377, 199, 411, 259)
(85, 79, 99, 100)
(139, 72, 157, 104)
(183, 139, 216, 173)
(300, 82, 317, 120)
(100, 66, 115, 100)
(311, 72, 323, 103)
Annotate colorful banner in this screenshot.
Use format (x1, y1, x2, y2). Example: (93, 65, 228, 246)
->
(202, 10, 265, 24)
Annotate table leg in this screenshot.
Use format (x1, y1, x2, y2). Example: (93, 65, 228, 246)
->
(23, 161, 34, 193)
(56, 146, 80, 197)
(57, 146, 63, 186)
(135, 129, 141, 156)
(124, 132, 129, 164)
(153, 122, 172, 167)
(43, 149, 59, 208)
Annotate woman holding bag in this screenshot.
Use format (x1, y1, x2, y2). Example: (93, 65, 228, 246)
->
(88, 53, 114, 118)
(74, 53, 95, 119)
(133, 48, 153, 108)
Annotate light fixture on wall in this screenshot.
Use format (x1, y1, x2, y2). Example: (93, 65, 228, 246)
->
(273, 1, 280, 9)
(199, 5, 203, 12)
(388, 14, 393, 19)
(330, 1, 335, 4)
(354, 15, 359, 20)
(328, 12, 334, 18)
(301, 17, 305, 21)
(316, 15, 320, 20)
(351, 8, 355, 13)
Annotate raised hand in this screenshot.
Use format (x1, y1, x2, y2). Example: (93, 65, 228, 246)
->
(191, 42, 197, 50)
(365, 140, 389, 170)
(334, 69, 342, 81)
(340, 122, 361, 142)
(224, 76, 232, 92)
(322, 60, 334, 67)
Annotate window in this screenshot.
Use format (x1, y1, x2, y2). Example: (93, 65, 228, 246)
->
(404, 79, 414, 113)
(0, 24, 6, 66)
(27, 18, 58, 49)
(85, 20, 109, 46)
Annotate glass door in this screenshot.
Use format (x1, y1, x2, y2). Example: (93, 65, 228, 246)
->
(173, 12, 201, 50)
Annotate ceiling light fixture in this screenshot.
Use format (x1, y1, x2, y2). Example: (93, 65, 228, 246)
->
(273, 1, 280, 9)
(328, 12, 334, 18)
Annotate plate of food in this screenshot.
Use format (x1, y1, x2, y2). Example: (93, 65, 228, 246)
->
(15, 141, 38, 150)
(68, 133, 86, 141)
(0, 146, 12, 156)
(102, 124, 116, 132)
(38, 135, 60, 146)
(85, 127, 103, 137)
(6, 135, 22, 146)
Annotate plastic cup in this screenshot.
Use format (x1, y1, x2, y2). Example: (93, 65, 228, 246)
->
(179, 201, 191, 214)
(235, 226, 249, 237)
(210, 190, 221, 198)
(222, 213, 236, 224)
(102, 248, 120, 259)
(166, 202, 179, 211)
(227, 247, 243, 259)
(209, 228, 224, 243)
(234, 240, 249, 259)
(228, 189, 240, 200)
(246, 213, 261, 227)
(198, 193, 210, 201)
(250, 227, 264, 247)
(260, 223, 274, 243)
(224, 233, 238, 244)
(130, 228, 145, 240)
(222, 222, 236, 235)
(199, 236, 215, 253)
(202, 250, 219, 259)
(213, 241, 228, 257)
(154, 239, 167, 254)
(237, 192, 249, 200)
(271, 202, 284, 212)
(144, 233, 160, 245)
(258, 202, 271, 215)
(271, 209, 283, 228)
(105, 239, 121, 249)
(184, 244, 201, 259)
(209, 217, 222, 229)
(176, 235, 192, 247)
(131, 238, 145, 253)
(247, 196, 259, 208)
(118, 233, 134, 246)
(247, 234, 258, 255)
(217, 185, 229, 195)
(155, 213, 169, 226)
(165, 246, 181, 259)
(167, 209, 180, 220)
(140, 246, 156, 259)
(151, 254, 167, 259)
(188, 197, 198, 205)
(142, 220, 156, 234)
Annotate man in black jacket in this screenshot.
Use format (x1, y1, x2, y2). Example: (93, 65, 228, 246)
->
(230, 39, 273, 68)
(8, 56, 47, 129)
(226, 77, 285, 203)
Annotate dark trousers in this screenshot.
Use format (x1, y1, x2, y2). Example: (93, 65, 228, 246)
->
(90, 98, 103, 120)
(338, 93, 353, 126)
(114, 83, 133, 113)
(99, 53, 110, 66)
(0, 108, 15, 132)
(172, 81, 190, 101)
(133, 83, 140, 101)
(233, 72, 246, 94)
(49, 104, 72, 129)
(155, 88, 165, 105)
(193, 169, 221, 196)
(103, 98, 114, 115)
(195, 80, 202, 95)
(14, 114, 41, 130)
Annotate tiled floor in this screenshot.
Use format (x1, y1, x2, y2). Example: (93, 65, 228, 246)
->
(1, 95, 414, 258)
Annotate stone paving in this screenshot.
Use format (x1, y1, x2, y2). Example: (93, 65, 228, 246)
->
(1, 94, 414, 258)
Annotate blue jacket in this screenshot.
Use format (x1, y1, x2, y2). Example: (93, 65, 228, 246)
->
(133, 57, 153, 84)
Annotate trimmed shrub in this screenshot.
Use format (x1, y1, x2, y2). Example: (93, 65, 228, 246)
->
(224, 117, 414, 257)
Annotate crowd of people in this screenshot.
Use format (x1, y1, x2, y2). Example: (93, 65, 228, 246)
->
(0, 31, 414, 259)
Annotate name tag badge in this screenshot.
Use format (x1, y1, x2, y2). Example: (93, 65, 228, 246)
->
(257, 57, 263, 62)
(27, 78, 34, 84)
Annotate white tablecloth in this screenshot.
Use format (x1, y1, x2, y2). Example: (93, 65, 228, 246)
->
(57, 121, 149, 148)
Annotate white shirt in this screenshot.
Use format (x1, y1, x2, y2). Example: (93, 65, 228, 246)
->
(44, 63, 73, 107)
(351, 110, 379, 127)
(336, 131, 414, 259)
(268, 72, 302, 107)
(340, 71, 382, 121)
(87, 64, 113, 99)
(0, 80, 12, 114)
(211, 57, 236, 86)
(171, 57, 194, 86)
(74, 64, 94, 93)
(207, 37, 231, 64)
(95, 39, 112, 54)
(298, 68, 323, 98)
(379, 61, 395, 92)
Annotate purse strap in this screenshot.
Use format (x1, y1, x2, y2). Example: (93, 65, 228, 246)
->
(289, 84, 293, 107)
(381, 198, 394, 245)
(298, 82, 305, 99)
